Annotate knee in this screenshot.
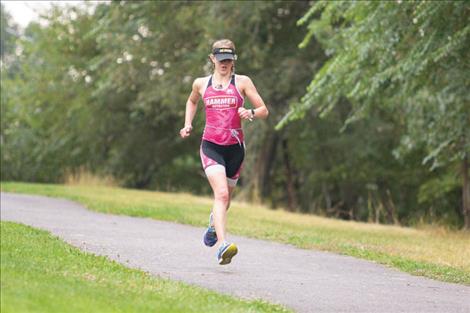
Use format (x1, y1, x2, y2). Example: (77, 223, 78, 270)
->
(214, 188, 229, 204)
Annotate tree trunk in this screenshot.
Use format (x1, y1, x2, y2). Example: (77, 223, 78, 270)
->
(375, 201, 381, 224)
(260, 132, 279, 199)
(463, 154, 470, 230)
(322, 183, 332, 210)
(367, 191, 374, 223)
(250, 131, 279, 203)
(281, 138, 298, 211)
(256, 132, 279, 202)
(385, 189, 400, 225)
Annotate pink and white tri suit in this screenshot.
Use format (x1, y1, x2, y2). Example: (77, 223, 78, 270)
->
(200, 74, 245, 186)
(202, 74, 244, 145)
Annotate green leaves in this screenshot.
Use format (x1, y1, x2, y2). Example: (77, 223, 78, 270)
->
(272, 1, 469, 226)
(2, 1, 467, 226)
(283, 0, 470, 167)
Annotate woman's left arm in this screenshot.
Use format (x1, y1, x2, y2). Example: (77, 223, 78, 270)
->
(238, 76, 269, 120)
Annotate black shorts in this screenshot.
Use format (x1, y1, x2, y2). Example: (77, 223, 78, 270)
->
(200, 140, 245, 179)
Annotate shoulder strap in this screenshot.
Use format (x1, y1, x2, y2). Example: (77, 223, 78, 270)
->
(202, 75, 212, 98)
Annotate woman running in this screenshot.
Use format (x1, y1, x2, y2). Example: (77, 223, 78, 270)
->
(179, 39, 269, 265)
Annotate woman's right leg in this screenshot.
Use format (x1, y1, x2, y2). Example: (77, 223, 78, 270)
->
(205, 165, 230, 245)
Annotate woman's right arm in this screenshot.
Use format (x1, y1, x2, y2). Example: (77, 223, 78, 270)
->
(180, 79, 202, 138)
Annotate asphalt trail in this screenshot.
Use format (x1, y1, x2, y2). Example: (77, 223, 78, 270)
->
(1, 192, 469, 313)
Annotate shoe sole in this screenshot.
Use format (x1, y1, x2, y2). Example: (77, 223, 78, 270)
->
(218, 244, 238, 265)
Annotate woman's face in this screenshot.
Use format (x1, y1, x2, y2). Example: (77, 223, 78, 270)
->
(211, 55, 233, 75)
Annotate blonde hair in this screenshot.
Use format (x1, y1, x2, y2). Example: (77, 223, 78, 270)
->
(210, 39, 236, 74)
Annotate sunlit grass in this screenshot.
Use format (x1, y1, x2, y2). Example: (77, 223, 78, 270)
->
(63, 167, 120, 187)
(2, 181, 469, 285)
(1, 222, 291, 313)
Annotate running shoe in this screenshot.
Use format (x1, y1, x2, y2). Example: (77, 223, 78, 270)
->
(203, 213, 217, 247)
(217, 242, 238, 265)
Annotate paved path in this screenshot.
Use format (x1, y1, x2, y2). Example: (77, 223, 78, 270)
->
(1, 192, 469, 313)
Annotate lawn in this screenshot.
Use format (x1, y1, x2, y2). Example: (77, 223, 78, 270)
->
(0, 222, 290, 313)
(2, 182, 469, 285)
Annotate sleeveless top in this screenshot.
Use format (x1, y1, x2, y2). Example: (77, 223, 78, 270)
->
(202, 74, 245, 145)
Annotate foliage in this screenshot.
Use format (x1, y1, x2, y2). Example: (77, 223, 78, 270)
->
(1, 4, 18, 64)
(281, 1, 470, 166)
(1, 5, 100, 182)
(277, 0, 469, 226)
(1, 2, 467, 227)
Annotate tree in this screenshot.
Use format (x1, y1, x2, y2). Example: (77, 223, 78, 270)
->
(1, 3, 102, 182)
(1, 4, 19, 64)
(280, 1, 470, 228)
(82, 1, 213, 190)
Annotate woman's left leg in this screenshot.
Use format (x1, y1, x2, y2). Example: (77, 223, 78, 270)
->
(226, 185, 235, 211)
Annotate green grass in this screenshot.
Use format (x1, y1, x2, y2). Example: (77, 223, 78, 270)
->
(2, 181, 470, 285)
(0, 222, 290, 313)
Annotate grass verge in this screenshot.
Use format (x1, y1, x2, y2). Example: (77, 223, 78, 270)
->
(0, 221, 290, 313)
(2, 182, 469, 285)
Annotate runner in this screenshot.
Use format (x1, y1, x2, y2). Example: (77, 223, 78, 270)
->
(179, 39, 269, 265)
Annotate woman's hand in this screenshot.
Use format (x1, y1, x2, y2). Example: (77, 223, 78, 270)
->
(238, 107, 254, 121)
(179, 125, 193, 138)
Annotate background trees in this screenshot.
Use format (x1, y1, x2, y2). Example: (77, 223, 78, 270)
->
(1, 1, 468, 228)
(279, 1, 469, 228)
